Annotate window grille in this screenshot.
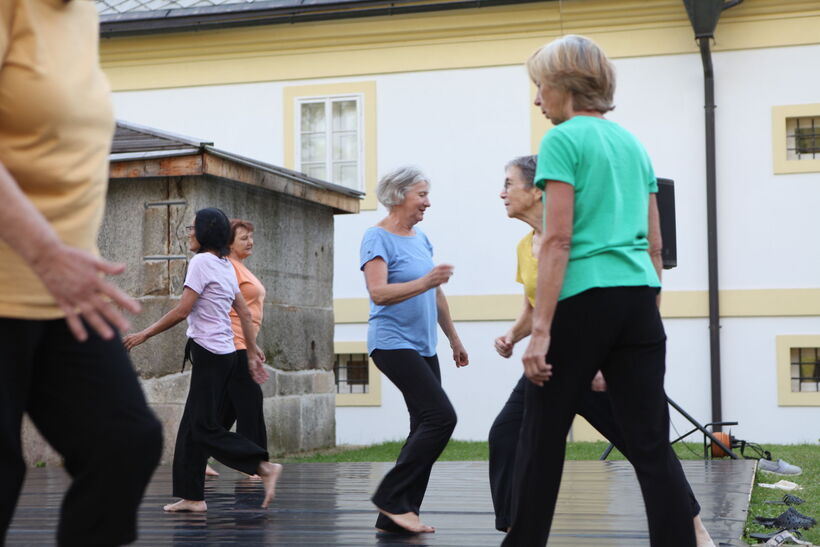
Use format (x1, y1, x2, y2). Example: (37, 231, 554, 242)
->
(789, 347, 820, 393)
(786, 116, 820, 160)
(334, 352, 370, 394)
(297, 96, 362, 190)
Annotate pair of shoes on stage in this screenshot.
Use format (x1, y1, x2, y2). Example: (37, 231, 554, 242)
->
(764, 494, 806, 506)
(758, 459, 803, 476)
(754, 507, 816, 530)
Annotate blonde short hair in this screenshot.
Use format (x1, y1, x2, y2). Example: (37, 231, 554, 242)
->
(526, 34, 615, 114)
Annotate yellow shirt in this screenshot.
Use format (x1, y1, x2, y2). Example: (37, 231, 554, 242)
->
(515, 231, 538, 308)
(0, 0, 114, 319)
(229, 258, 266, 351)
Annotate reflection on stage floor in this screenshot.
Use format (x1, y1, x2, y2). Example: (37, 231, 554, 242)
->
(8, 459, 755, 546)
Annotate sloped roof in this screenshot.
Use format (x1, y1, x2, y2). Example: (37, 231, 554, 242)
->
(111, 121, 362, 213)
(96, 0, 549, 36)
(97, 0, 264, 16)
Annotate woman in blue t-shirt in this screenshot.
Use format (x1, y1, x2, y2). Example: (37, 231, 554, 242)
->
(502, 36, 696, 547)
(360, 166, 469, 535)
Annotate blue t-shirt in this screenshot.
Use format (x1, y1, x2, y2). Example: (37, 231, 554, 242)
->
(359, 226, 437, 356)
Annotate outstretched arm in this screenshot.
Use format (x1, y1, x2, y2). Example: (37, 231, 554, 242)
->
(123, 287, 197, 350)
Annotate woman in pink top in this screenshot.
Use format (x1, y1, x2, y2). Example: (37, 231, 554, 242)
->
(206, 219, 269, 478)
(124, 208, 281, 512)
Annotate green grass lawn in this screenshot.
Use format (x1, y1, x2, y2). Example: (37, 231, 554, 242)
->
(283, 440, 819, 544)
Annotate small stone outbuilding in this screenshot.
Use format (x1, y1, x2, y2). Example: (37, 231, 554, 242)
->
(23, 121, 360, 465)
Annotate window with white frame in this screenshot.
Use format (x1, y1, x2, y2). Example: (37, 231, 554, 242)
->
(297, 95, 363, 191)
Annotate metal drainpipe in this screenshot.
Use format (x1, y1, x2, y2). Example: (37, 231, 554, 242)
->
(698, 36, 723, 431)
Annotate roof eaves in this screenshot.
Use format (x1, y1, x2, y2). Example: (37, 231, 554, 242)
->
(99, 0, 552, 36)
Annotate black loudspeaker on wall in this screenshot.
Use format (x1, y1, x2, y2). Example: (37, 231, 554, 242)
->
(656, 178, 677, 270)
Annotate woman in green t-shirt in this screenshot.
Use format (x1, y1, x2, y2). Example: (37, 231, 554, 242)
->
(491, 155, 713, 545)
(502, 36, 696, 547)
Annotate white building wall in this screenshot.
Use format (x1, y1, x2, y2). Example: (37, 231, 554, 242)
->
(112, 43, 820, 446)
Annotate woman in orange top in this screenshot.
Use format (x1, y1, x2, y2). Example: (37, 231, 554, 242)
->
(206, 219, 270, 478)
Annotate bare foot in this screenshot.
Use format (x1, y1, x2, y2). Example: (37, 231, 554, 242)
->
(163, 499, 207, 512)
(376, 508, 435, 534)
(257, 462, 283, 508)
(205, 464, 219, 478)
(693, 515, 715, 547)
(241, 473, 261, 480)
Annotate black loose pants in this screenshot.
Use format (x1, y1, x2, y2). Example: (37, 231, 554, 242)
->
(0, 319, 163, 546)
(489, 376, 701, 532)
(502, 287, 696, 547)
(218, 349, 268, 451)
(370, 349, 457, 532)
(172, 341, 268, 501)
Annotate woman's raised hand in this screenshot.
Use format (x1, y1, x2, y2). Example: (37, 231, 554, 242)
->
(425, 264, 454, 288)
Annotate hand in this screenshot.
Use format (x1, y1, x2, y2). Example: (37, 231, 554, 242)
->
(248, 353, 269, 384)
(521, 333, 552, 386)
(122, 330, 148, 351)
(494, 334, 514, 358)
(425, 264, 454, 289)
(31, 242, 140, 342)
(590, 370, 607, 392)
(451, 338, 469, 368)
(255, 344, 266, 363)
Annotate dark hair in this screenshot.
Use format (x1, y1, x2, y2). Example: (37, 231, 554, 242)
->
(505, 155, 538, 187)
(194, 207, 231, 257)
(229, 219, 255, 245)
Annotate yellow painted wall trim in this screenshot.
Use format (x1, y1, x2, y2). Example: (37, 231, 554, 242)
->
(334, 340, 382, 406)
(335, 288, 820, 323)
(283, 81, 378, 210)
(771, 103, 820, 174)
(775, 335, 820, 406)
(100, 0, 820, 92)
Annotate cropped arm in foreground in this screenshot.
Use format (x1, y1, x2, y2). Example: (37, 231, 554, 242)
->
(0, 162, 139, 341)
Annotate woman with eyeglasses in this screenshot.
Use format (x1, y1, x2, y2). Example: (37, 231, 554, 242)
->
(124, 208, 282, 513)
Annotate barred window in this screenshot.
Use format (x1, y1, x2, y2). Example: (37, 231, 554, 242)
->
(334, 352, 370, 394)
(786, 116, 820, 160)
(790, 347, 820, 393)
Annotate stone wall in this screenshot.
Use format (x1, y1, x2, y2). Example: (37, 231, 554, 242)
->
(23, 174, 337, 465)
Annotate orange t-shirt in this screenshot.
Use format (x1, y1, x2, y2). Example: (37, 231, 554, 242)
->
(229, 257, 266, 350)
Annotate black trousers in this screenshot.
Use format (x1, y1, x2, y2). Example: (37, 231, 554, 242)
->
(218, 349, 268, 451)
(502, 287, 696, 547)
(0, 318, 162, 547)
(370, 349, 457, 532)
(489, 376, 700, 532)
(172, 341, 269, 501)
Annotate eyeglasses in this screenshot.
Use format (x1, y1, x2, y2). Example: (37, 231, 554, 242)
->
(185, 225, 195, 234)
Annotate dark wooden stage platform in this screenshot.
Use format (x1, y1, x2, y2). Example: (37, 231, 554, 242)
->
(8, 460, 755, 546)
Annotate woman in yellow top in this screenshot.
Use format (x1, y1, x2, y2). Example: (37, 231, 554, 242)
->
(489, 155, 714, 545)
(0, 1, 162, 545)
(206, 219, 271, 477)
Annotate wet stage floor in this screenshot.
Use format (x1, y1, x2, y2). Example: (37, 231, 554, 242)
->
(8, 460, 755, 546)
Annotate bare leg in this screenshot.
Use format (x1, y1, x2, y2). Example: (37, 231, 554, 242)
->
(257, 462, 283, 508)
(694, 515, 715, 547)
(163, 499, 207, 512)
(205, 464, 219, 477)
(375, 508, 435, 534)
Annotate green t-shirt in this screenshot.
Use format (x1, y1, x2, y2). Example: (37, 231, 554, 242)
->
(535, 115, 661, 301)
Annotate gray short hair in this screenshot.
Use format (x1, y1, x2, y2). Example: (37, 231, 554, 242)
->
(505, 155, 537, 186)
(376, 166, 429, 208)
